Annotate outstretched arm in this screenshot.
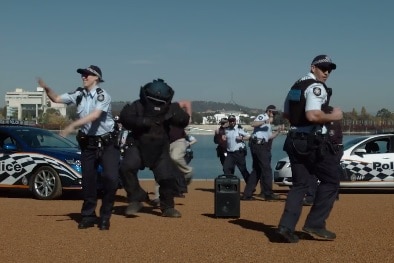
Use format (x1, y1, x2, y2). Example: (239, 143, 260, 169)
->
(37, 77, 63, 103)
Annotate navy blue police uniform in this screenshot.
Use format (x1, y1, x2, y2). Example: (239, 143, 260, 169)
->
(277, 69, 340, 242)
(60, 80, 120, 230)
(119, 79, 190, 217)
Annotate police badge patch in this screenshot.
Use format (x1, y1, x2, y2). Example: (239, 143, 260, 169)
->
(313, 87, 321, 96)
(97, 94, 104, 101)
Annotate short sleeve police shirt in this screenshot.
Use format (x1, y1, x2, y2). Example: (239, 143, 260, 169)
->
(305, 83, 327, 112)
(60, 86, 114, 135)
(225, 126, 249, 152)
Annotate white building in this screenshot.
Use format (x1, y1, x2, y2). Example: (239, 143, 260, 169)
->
(5, 87, 67, 121)
(201, 111, 250, 124)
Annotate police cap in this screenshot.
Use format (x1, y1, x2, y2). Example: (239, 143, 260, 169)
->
(77, 65, 104, 82)
(311, 55, 337, 70)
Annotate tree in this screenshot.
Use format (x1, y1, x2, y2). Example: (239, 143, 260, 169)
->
(40, 108, 70, 129)
(376, 108, 392, 119)
(191, 112, 203, 124)
(66, 105, 78, 120)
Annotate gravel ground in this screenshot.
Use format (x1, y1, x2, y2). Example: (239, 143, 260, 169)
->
(0, 180, 393, 263)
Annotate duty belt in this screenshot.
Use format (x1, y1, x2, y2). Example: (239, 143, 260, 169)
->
(77, 131, 115, 148)
(288, 132, 327, 139)
(228, 147, 246, 153)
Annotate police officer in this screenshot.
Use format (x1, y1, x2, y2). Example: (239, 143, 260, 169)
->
(214, 118, 229, 166)
(222, 115, 250, 182)
(119, 79, 190, 218)
(277, 55, 343, 243)
(37, 65, 120, 230)
(242, 105, 281, 201)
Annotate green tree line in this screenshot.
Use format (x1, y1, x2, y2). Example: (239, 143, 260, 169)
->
(2, 105, 394, 133)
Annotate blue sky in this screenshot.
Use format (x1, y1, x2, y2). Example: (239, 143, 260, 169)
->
(1, 0, 393, 114)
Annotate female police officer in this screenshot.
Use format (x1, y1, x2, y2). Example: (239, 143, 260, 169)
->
(37, 65, 119, 230)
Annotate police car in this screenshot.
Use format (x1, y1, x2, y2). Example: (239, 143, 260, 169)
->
(0, 120, 83, 199)
(274, 133, 394, 188)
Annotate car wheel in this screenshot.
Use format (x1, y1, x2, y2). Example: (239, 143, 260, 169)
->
(30, 166, 62, 200)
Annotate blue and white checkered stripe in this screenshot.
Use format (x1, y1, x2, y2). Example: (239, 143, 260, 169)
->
(342, 159, 394, 181)
(0, 153, 81, 185)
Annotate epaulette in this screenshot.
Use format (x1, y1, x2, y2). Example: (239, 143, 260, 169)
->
(75, 87, 84, 106)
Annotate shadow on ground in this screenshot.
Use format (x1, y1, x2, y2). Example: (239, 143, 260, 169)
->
(228, 218, 333, 243)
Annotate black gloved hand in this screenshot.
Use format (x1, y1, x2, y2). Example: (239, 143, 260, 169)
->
(164, 111, 174, 121)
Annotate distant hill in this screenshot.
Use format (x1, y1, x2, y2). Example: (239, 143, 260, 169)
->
(110, 100, 260, 115)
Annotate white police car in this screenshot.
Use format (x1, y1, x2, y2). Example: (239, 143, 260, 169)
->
(0, 120, 83, 199)
(274, 133, 394, 188)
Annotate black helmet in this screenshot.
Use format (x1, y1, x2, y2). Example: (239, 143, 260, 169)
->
(140, 78, 174, 104)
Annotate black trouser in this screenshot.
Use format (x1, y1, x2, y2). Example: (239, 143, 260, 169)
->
(223, 150, 250, 182)
(120, 146, 178, 210)
(80, 142, 120, 221)
(216, 146, 227, 166)
(305, 146, 344, 203)
(243, 143, 274, 197)
(279, 135, 340, 232)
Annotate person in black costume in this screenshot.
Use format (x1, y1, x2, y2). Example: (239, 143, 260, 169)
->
(119, 79, 190, 218)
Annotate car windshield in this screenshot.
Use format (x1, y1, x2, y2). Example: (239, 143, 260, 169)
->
(14, 128, 77, 148)
(343, 136, 369, 151)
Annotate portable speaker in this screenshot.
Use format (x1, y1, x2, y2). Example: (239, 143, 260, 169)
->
(214, 174, 240, 218)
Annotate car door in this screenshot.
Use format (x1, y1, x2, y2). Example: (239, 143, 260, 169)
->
(0, 131, 22, 186)
(342, 136, 394, 184)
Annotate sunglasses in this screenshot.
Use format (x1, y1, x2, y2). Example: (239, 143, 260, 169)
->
(316, 66, 332, 74)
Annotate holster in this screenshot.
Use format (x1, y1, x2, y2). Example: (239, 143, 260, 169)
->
(239, 147, 247, 156)
(288, 132, 327, 162)
(216, 146, 225, 157)
(307, 134, 330, 161)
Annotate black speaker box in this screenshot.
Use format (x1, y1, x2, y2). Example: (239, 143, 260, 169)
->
(214, 174, 240, 218)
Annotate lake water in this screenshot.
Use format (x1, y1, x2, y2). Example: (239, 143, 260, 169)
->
(134, 134, 358, 180)
(67, 134, 358, 180)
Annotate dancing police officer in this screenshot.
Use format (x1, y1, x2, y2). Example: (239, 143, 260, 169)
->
(242, 105, 281, 201)
(38, 65, 120, 230)
(222, 115, 250, 182)
(119, 79, 190, 218)
(277, 55, 343, 243)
